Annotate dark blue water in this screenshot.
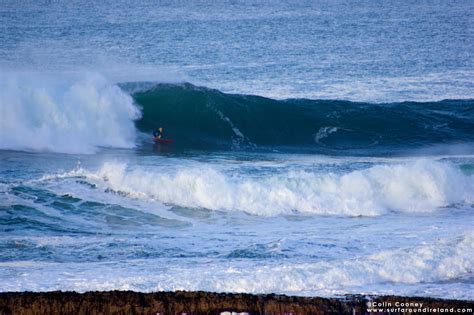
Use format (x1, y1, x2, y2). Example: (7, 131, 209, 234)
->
(131, 83, 474, 154)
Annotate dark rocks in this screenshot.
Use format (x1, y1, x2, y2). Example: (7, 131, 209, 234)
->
(0, 291, 472, 315)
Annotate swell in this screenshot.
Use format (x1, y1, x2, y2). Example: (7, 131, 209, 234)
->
(132, 83, 474, 153)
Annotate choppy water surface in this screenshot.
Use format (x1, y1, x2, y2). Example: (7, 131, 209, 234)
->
(1, 151, 473, 298)
(0, 0, 473, 299)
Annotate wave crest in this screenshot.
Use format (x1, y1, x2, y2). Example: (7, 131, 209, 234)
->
(0, 71, 141, 153)
(56, 159, 473, 217)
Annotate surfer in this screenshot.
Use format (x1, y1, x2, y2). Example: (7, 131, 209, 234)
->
(153, 127, 164, 140)
(153, 127, 173, 145)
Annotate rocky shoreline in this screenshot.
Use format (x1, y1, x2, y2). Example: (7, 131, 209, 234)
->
(0, 291, 472, 315)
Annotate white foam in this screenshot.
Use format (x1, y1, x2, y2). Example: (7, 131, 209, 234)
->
(0, 70, 141, 153)
(314, 126, 339, 143)
(1, 232, 472, 299)
(214, 109, 245, 139)
(201, 231, 474, 297)
(60, 159, 473, 216)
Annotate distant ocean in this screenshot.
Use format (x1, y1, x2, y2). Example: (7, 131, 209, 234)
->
(1, 0, 473, 299)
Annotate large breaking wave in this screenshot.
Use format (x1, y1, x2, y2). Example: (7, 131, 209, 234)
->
(132, 83, 474, 153)
(48, 159, 474, 217)
(0, 71, 140, 154)
(2, 74, 473, 154)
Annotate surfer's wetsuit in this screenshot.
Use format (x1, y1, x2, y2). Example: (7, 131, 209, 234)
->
(153, 129, 163, 139)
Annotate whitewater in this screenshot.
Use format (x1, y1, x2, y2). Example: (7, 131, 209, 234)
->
(1, 0, 474, 301)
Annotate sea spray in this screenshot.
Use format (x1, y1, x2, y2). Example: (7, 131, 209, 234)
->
(0, 71, 141, 153)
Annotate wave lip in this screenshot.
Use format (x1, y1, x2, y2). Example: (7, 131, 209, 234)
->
(0, 71, 141, 154)
(54, 159, 474, 217)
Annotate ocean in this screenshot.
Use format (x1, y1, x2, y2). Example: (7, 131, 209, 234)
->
(1, 0, 473, 300)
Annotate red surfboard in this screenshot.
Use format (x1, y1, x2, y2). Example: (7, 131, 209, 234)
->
(154, 138, 174, 144)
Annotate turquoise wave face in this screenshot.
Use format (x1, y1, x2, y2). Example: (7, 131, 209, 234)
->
(131, 83, 474, 153)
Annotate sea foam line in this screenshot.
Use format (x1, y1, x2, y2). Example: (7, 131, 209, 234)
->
(43, 159, 474, 217)
(1, 231, 472, 299)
